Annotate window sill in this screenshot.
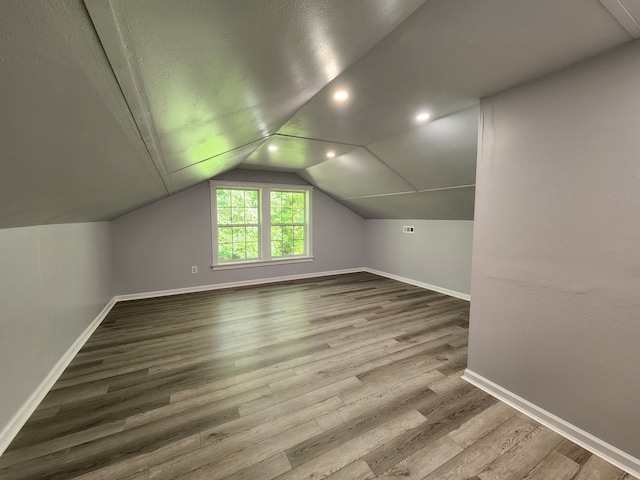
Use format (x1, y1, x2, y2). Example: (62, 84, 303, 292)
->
(211, 256, 314, 271)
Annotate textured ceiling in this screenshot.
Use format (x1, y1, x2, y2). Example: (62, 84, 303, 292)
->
(0, 0, 637, 228)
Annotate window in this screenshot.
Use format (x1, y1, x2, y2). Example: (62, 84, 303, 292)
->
(210, 181, 313, 268)
(270, 190, 307, 257)
(216, 188, 260, 262)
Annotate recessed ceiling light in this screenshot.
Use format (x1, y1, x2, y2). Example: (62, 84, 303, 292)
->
(333, 90, 349, 102)
(268, 145, 278, 152)
(326, 151, 336, 158)
(416, 112, 430, 122)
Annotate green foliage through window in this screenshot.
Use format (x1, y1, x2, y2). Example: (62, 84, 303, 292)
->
(270, 191, 306, 258)
(213, 184, 310, 264)
(216, 188, 260, 262)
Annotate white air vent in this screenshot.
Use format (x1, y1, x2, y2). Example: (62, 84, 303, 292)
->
(402, 226, 415, 233)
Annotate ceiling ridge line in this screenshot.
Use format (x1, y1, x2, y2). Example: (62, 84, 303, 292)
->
(343, 183, 476, 200)
(165, 136, 270, 175)
(83, 0, 172, 194)
(272, 133, 363, 148)
(363, 147, 418, 192)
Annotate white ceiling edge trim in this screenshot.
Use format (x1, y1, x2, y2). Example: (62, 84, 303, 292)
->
(343, 184, 475, 200)
(83, 0, 172, 193)
(599, 0, 640, 38)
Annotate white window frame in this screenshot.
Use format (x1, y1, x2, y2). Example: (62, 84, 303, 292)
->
(209, 180, 313, 270)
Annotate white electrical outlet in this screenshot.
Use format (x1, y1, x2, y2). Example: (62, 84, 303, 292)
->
(191, 266, 198, 274)
(402, 226, 415, 233)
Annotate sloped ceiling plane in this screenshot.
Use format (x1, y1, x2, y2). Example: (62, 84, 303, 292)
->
(1, 0, 638, 228)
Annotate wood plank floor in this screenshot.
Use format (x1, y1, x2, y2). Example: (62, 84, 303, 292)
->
(0, 272, 635, 479)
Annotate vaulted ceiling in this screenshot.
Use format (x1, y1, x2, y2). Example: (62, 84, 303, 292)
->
(1, 0, 638, 228)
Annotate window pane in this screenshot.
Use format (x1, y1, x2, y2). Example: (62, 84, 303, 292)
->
(231, 207, 245, 224)
(246, 226, 259, 243)
(293, 225, 305, 239)
(292, 192, 305, 209)
(271, 241, 282, 257)
(217, 189, 232, 208)
(270, 191, 282, 208)
(281, 208, 293, 223)
(270, 191, 306, 225)
(218, 207, 232, 224)
(282, 239, 294, 256)
(270, 191, 282, 223)
(232, 227, 246, 243)
(293, 240, 305, 255)
(277, 191, 287, 208)
(293, 209, 305, 224)
(231, 189, 246, 207)
(246, 207, 258, 224)
(246, 190, 258, 208)
(219, 227, 232, 244)
(271, 226, 282, 242)
(232, 242, 246, 259)
(285, 192, 295, 208)
(219, 243, 233, 261)
(282, 226, 294, 256)
(246, 242, 259, 259)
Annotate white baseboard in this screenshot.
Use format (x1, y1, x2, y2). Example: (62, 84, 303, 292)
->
(462, 369, 640, 478)
(362, 268, 471, 301)
(115, 268, 471, 302)
(0, 298, 118, 457)
(114, 268, 365, 302)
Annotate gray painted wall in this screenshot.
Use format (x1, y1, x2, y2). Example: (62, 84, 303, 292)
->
(0, 222, 112, 434)
(112, 172, 366, 295)
(365, 219, 473, 296)
(469, 41, 640, 458)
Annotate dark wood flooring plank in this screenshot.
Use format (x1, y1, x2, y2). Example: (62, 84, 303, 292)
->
(573, 455, 633, 480)
(0, 405, 238, 480)
(375, 434, 463, 479)
(150, 396, 344, 479)
(223, 451, 292, 480)
(286, 385, 437, 467)
(521, 450, 580, 480)
(477, 425, 563, 480)
(364, 386, 498, 474)
(322, 459, 375, 480)
(447, 401, 518, 448)
(150, 420, 323, 480)
(70, 434, 199, 480)
(420, 414, 538, 480)
(277, 410, 427, 480)
(555, 438, 593, 467)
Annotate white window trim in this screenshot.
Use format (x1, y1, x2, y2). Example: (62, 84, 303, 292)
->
(209, 180, 314, 269)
